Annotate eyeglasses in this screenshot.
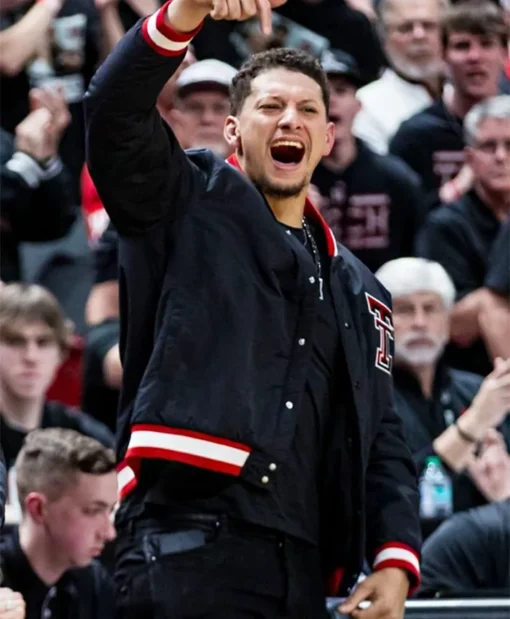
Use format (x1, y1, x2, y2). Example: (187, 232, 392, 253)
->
(474, 139, 510, 156)
(388, 20, 439, 36)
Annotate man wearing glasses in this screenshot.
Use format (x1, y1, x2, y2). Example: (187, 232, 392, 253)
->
(417, 95, 510, 377)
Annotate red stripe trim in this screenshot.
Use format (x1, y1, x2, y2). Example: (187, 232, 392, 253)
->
(141, 0, 202, 57)
(304, 199, 337, 257)
(155, 0, 202, 40)
(131, 424, 252, 453)
(141, 20, 187, 57)
(125, 445, 245, 476)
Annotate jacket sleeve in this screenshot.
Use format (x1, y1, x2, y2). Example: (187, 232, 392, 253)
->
(365, 391, 422, 592)
(84, 2, 202, 236)
(365, 295, 422, 593)
(1, 147, 76, 243)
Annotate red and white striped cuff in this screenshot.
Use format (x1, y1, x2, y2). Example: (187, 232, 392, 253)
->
(141, 0, 203, 56)
(117, 424, 252, 499)
(373, 542, 421, 592)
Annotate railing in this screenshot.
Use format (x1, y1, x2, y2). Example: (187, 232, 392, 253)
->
(327, 598, 510, 618)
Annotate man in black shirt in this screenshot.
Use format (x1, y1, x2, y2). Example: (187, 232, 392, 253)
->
(417, 95, 510, 376)
(390, 0, 508, 209)
(0, 283, 114, 520)
(419, 499, 510, 597)
(0, 428, 116, 619)
(481, 219, 510, 361)
(85, 0, 422, 617)
(376, 257, 510, 539)
(311, 49, 426, 273)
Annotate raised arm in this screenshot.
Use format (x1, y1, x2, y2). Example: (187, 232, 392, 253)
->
(84, 0, 207, 235)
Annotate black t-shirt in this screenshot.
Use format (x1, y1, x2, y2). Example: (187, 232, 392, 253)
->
(419, 499, 510, 597)
(389, 99, 465, 210)
(0, 528, 114, 619)
(416, 190, 502, 376)
(0, 400, 114, 471)
(393, 364, 490, 539)
(0, 0, 101, 202)
(312, 140, 426, 273)
(485, 217, 510, 297)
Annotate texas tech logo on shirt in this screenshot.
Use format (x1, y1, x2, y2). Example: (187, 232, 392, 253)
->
(365, 293, 394, 375)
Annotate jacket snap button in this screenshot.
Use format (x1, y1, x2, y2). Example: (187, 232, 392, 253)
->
(269, 463, 277, 471)
(344, 322, 350, 329)
(298, 338, 306, 346)
(261, 476, 269, 484)
(285, 401, 293, 409)
(355, 381, 361, 389)
(309, 276, 316, 284)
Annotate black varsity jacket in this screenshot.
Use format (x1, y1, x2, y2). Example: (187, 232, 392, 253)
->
(84, 2, 421, 595)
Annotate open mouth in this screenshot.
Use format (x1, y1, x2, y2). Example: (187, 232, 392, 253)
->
(270, 140, 305, 166)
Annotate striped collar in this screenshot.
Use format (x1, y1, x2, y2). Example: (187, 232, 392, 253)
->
(226, 153, 338, 258)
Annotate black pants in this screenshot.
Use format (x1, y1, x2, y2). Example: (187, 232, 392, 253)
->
(114, 510, 330, 619)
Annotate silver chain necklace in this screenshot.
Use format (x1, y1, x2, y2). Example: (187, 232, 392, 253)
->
(302, 217, 324, 301)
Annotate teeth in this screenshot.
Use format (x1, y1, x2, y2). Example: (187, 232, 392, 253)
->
(272, 140, 304, 149)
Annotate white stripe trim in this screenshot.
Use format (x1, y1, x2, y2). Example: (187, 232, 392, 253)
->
(117, 464, 135, 493)
(6, 152, 44, 188)
(128, 430, 250, 467)
(373, 547, 420, 575)
(146, 11, 191, 52)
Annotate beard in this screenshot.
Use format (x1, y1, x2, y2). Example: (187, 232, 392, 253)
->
(389, 50, 444, 83)
(395, 332, 446, 367)
(255, 177, 309, 199)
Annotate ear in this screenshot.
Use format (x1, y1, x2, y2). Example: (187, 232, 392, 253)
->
(322, 121, 336, 158)
(24, 492, 47, 524)
(224, 116, 241, 151)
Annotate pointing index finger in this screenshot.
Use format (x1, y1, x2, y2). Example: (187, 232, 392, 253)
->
(255, 0, 272, 35)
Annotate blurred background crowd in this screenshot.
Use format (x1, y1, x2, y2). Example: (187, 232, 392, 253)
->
(0, 0, 509, 615)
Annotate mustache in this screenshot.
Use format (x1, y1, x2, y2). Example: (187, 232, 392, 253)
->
(399, 332, 444, 348)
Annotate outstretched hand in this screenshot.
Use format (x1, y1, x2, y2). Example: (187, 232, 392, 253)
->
(189, 0, 286, 34)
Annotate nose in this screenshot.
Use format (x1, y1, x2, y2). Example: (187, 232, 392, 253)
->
(466, 41, 482, 62)
(102, 515, 117, 542)
(23, 340, 39, 363)
(200, 107, 216, 125)
(412, 22, 426, 39)
(411, 307, 428, 329)
(278, 104, 302, 130)
(494, 142, 509, 162)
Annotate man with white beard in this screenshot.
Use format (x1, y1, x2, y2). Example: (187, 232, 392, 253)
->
(353, 0, 445, 154)
(376, 257, 510, 537)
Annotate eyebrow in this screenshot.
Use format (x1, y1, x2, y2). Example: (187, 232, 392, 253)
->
(258, 95, 320, 106)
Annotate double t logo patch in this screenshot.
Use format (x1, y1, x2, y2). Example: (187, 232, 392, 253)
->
(365, 293, 394, 375)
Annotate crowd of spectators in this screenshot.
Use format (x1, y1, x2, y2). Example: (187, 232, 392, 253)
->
(0, 0, 509, 615)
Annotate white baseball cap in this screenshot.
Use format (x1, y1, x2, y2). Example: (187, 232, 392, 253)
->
(176, 59, 237, 96)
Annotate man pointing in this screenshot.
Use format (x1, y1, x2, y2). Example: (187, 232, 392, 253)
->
(85, 0, 421, 617)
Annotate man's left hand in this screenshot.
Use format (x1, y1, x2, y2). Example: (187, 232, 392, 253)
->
(338, 568, 409, 619)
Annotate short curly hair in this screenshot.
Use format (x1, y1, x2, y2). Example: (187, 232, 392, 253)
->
(229, 47, 330, 116)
